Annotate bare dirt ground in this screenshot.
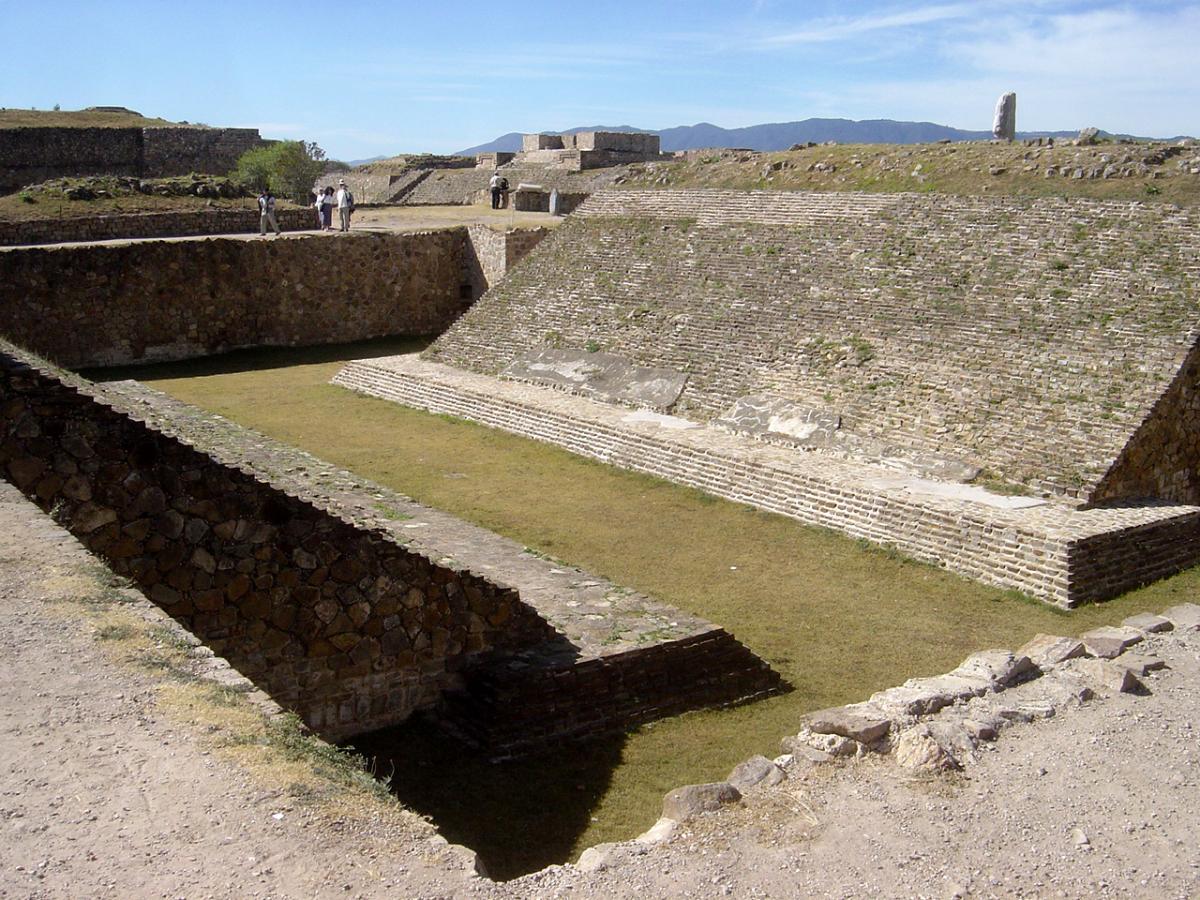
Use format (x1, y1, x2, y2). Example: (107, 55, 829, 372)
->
(1, 476, 1198, 899)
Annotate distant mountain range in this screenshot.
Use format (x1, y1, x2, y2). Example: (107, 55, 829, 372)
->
(455, 119, 1174, 155)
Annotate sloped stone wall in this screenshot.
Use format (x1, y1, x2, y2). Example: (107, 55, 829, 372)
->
(428, 189, 1200, 501)
(0, 341, 553, 737)
(1091, 339, 1200, 505)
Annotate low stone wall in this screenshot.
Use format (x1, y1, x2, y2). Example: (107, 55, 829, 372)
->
(0, 341, 554, 738)
(0, 230, 474, 367)
(0, 207, 315, 246)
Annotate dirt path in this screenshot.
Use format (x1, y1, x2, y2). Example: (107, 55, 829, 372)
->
(0, 482, 479, 899)
(1, 475, 1198, 898)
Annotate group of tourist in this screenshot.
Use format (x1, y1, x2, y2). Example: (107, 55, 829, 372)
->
(256, 179, 354, 238)
(488, 171, 510, 209)
(314, 179, 355, 232)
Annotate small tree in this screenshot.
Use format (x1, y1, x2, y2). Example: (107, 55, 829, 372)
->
(231, 140, 327, 202)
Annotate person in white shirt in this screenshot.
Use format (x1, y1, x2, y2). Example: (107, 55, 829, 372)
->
(258, 189, 281, 237)
(335, 180, 355, 232)
(489, 171, 502, 209)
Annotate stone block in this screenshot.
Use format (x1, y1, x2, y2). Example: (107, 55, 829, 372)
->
(950, 650, 1036, 688)
(870, 674, 989, 717)
(893, 723, 961, 772)
(727, 754, 786, 792)
(1068, 657, 1146, 694)
(1121, 613, 1173, 635)
(1080, 625, 1143, 659)
(1161, 603, 1200, 632)
(804, 705, 891, 744)
(661, 782, 741, 822)
(1019, 633, 1088, 669)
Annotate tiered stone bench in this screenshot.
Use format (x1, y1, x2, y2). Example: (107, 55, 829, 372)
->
(332, 355, 1200, 607)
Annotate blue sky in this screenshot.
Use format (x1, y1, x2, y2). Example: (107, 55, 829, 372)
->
(2, 1, 1197, 160)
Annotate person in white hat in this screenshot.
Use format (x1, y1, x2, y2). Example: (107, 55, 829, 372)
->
(335, 179, 355, 232)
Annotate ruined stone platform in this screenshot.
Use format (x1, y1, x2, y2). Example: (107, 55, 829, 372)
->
(332, 355, 1200, 607)
(95, 380, 780, 756)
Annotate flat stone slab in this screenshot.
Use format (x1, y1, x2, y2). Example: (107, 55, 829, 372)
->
(870, 674, 990, 717)
(1162, 603, 1200, 631)
(805, 705, 892, 744)
(501, 349, 687, 411)
(950, 649, 1037, 688)
(1122, 613, 1174, 635)
(1019, 634, 1088, 669)
(1080, 626, 1144, 659)
(715, 395, 841, 446)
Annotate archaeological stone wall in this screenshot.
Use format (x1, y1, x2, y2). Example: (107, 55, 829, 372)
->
(464, 225, 550, 296)
(428, 189, 1200, 503)
(0, 126, 265, 194)
(0, 230, 475, 368)
(0, 341, 554, 737)
(0, 207, 314, 246)
(140, 127, 264, 178)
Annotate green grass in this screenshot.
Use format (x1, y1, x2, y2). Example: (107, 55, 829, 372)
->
(95, 337, 1200, 877)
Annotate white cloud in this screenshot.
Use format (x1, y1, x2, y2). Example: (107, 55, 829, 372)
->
(762, 3, 974, 45)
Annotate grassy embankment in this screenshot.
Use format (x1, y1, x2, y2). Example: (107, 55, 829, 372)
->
(95, 340, 1200, 878)
(624, 140, 1200, 207)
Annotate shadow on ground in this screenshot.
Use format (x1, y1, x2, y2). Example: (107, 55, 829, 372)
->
(81, 335, 428, 382)
(350, 717, 626, 881)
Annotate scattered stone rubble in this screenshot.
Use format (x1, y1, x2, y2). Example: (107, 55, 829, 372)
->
(569, 602, 1200, 875)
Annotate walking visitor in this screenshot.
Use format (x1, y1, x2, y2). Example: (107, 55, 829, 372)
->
(335, 180, 355, 232)
(258, 189, 281, 237)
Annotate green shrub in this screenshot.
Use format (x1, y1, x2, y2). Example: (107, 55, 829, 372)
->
(231, 140, 327, 202)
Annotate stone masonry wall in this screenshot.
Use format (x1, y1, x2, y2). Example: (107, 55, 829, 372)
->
(464, 225, 550, 297)
(0, 341, 554, 738)
(1091, 339, 1200, 505)
(0, 127, 143, 193)
(0, 230, 474, 367)
(140, 127, 264, 178)
(429, 189, 1200, 502)
(0, 207, 314, 247)
(0, 126, 265, 194)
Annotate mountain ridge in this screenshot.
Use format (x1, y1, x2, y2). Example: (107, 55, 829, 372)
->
(455, 118, 1179, 155)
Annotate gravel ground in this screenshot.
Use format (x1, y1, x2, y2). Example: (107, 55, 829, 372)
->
(1, 479, 1197, 898)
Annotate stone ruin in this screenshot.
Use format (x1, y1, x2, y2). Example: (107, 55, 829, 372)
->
(503, 130, 671, 172)
(335, 187, 1200, 607)
(993, 92, 1017, 141)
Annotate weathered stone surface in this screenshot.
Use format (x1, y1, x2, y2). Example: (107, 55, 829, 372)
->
(1161, 603, 1200, 632)
(727, 755, 786, 792)
(950, 650, 1036, 688)
(661, 782, 741, 822)
(1067, 657, 1146, 694)
(501, 349, 687, 412)
(805, 705, 892, 744)
(779, 736, 836, 765)
(1019, 633, 1088, 669)
(1080, 625, 1143, 659)
(576, 843, 620, 873)
(1115, 654, 1166, 677)
(894, 724, 961, 772)
(1121, 613, 1173, 635)
(871, 674, 989, 716)
(992, 92, 1017, 141)
(715, 395, 841, 446)
(635, 816, 677, 845)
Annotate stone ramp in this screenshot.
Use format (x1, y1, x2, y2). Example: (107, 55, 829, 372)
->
(426, 188, 1200, 503)
(94, 380, 781, 753)
(332, 355, 1200, 607)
